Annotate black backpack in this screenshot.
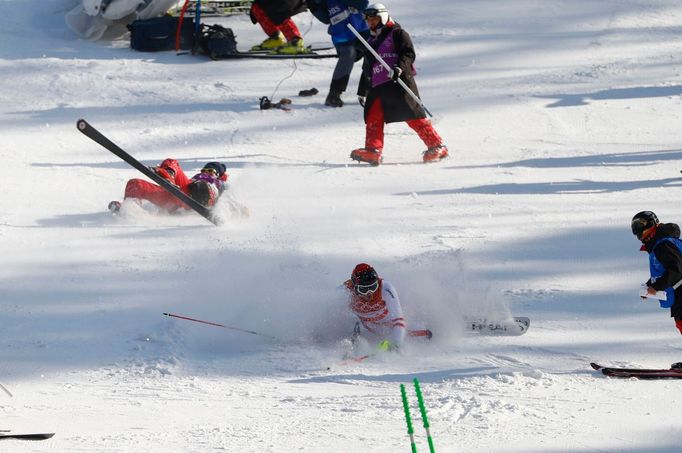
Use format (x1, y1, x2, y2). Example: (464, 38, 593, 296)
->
(199, 24, 238, 59)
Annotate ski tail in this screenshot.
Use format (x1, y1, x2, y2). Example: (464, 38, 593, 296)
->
(0, 433, 55, 440)
(591, 362, 682, 379)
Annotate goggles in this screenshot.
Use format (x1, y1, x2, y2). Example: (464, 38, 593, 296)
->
(364, 11, 380, 19)
(201, 167, 219, 177)
(355, 280, 379, 296)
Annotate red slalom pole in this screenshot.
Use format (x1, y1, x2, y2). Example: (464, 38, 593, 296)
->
(163, 312, 280, 341)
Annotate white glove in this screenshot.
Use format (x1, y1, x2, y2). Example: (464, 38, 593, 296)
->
(358, 96, 366, 107)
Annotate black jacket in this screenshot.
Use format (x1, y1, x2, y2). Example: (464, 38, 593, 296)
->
(645, 223, 682, 318)
(357, 22, 426, 124)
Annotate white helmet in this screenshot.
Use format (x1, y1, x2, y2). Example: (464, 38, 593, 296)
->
(364, 3, 390, 26)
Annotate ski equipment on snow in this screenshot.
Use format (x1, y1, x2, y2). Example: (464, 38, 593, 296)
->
(591, 362, 682, 379)
(466, 316, 530, 336)
(0, 432, 55, 441)
(76, 119, 221, 225)
(259, 96, 292, 111)
(163, 312, 280, 341)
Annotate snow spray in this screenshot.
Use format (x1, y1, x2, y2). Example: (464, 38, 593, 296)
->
(400, 379, 436, 453)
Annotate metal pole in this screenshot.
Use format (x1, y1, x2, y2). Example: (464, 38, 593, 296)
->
(347, 24, 433, 117)
(400, 384, 418, 453)
(413, 378, 435, 453)
(163, 312, 280, 341)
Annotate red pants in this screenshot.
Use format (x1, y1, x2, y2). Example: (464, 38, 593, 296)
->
(250, 3, 301, 41)
(365, 98, 442, 151)
(124, 159, 190, 211)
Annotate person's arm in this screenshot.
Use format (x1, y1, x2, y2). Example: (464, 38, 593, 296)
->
(393, 28, 416, 76)
(382, 281, 406, 347)
(651, 241, 682, 290)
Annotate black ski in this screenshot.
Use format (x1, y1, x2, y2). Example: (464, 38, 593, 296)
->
(591, 362, 682, 379)
(243, 44, 335, 54)
(214, 49, 337, 59)
(0, 432, 55, 440)
(76, 119, 220, 225)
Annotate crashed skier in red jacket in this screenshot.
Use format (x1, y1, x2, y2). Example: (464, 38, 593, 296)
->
(108, 159, 228, 213)
(343, 263, 407, 351)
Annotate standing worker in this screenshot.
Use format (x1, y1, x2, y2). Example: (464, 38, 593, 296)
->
(351, 3, 448, 166)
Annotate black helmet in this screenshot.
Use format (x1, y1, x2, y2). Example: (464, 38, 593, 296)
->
(631, 211, 659, 240)
(351, 263, 379, 296)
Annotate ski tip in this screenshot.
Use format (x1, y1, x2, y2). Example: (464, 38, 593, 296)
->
(589, 362, 602, 371)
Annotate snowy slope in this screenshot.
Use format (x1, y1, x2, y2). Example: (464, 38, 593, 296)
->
(3, 0, 682, 451)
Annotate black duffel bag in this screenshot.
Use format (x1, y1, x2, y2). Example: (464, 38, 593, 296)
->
(128, 16, 195, 52)
(199, 24, 238, 59)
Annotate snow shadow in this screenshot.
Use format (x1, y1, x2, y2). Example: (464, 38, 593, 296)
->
(457, 148, 682, 170)
(402, 177, 682, 196)
(539, 85, 682, 108)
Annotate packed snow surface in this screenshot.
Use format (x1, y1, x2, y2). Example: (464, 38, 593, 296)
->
(3, 0, 682, 451)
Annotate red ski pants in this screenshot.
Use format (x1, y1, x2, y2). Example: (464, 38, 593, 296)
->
(123, 158, 190, 211)
(365, 98, 443, 151)
(250, 3, 301, 41)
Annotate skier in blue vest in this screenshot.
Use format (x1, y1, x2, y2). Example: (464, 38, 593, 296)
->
(308, 0, 370, 107)
(632, 210, 682, 335)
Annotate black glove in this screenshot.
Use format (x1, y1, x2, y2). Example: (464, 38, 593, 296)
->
(390, 66, 403, 82)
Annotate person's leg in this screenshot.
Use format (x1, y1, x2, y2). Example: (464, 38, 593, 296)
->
(124, 179, 184, 211)
(249, 3, 286, 50)
(407, 118, 449, 162)
(350, 99, 384, 165)
(406, 118, 443, 148)
(365, 99, 384, 151)
(325, 44, 356, 107)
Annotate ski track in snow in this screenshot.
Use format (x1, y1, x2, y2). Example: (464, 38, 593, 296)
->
(3, 0, 682, 451)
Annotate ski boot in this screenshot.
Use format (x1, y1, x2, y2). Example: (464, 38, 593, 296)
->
(324, 91, 343, 108)
(422, 144, 449, 163)
(250, 31, 286, 51)
(108, 200, 121, 214)
(350, 148, 382, 166)
(274, 38, 308, 55)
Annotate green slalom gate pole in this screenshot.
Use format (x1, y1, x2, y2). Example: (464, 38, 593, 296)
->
(413, 378, 436, 453)
(400, 384, 418, 453)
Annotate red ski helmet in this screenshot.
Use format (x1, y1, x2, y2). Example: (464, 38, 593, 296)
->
(351, 263, 379, 296)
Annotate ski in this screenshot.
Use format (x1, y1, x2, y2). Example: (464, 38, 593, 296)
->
(591, 362, 682, 379)
(212, 50, 337, 59)
(243, 44, 335, 54)
(169, 0, 251, 17)
(0, 432, 55, 440)
(76, 119, 220, 225)
(466, 316, 530, 336)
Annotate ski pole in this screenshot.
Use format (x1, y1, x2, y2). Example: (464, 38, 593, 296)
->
(413, 378, 435, 453)
(347, 24, 433, 117)
(0, 383, 12, 398)
(162, 312, 280, 341)
(400, 384, 418, 453)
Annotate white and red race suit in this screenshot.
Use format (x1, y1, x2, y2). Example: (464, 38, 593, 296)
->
(344, 278, 407, 347)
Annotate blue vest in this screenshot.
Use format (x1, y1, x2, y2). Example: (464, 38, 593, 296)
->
(326, 0, 368, 45)
(649, 237, 682, 308)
